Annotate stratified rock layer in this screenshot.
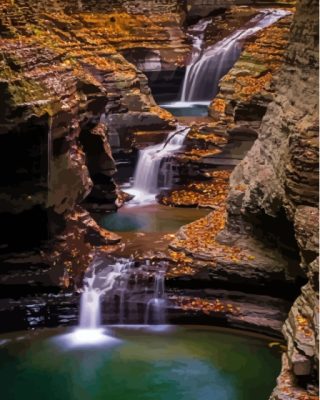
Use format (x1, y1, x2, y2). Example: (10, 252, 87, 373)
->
(0, 0, 177, 258)
(223, 0, 318, 398)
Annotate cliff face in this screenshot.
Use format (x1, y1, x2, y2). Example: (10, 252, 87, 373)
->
(224, 0, 318, 397)
(167, 9, 298, 289)
(0, 0, 178, 251)
(0, 0, 189, 292)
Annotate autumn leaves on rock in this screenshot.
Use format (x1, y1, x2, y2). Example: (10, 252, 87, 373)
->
(222, 0, 319, 398)
(0, 1, 182, 274)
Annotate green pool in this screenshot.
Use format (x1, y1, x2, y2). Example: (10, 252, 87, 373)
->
(0, 325, 280, 400)
(98, 204, 209, 233)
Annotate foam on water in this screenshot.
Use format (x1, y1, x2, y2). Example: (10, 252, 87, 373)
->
(54, 328, 121, 348)
(126, 125, 190, 204)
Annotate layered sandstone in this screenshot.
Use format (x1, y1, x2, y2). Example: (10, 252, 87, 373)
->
(225, 0, 319, 397)
(0, 0, 179, 284)
(168, 1, 318, 396)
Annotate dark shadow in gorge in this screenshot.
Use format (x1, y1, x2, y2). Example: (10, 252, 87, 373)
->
(244, 208, 303, 277)
(0, 207, 50, 252)
(144, 68, 186, 103)
(0, 117, 48, 186)
(166, 271, 306, 302)
(79, 126, 117, 211)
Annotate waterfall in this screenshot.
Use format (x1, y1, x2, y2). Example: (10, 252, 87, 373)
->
(117, 270, 131, 324)
(79, 282, 102, 329)
(180, 18, 212, 101)
(180, 9, 291, 102)
(127, 125, 190, 204)
(144, 270, 167, 325)
(79, 259, 133, 329)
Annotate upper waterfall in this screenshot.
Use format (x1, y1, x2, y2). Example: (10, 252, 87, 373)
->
(180, 9, 291, 102)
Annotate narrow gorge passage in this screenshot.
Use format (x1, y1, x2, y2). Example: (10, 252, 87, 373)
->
(99, 6, 292, 265)
(0, 1, 318, 400)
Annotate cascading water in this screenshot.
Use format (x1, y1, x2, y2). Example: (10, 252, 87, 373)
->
(161, 18, 212, 113)
(79, 277, 102, 329)
(58, 257, 171, 346)
(127, 125, 190, 204)
(180, 9, 290, 102)
(64, 258, 134, 345)
(144, 269, 167, 325)
(75, 259, 133, 336)
(117, 270, 132, 324)
(180, 18, 212, 102)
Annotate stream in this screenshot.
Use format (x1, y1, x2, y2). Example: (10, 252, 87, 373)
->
(0, 7, 292, 400)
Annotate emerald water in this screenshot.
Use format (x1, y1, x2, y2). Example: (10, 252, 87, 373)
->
(0, 326, 280, 400)
(98, 204, 209, 233)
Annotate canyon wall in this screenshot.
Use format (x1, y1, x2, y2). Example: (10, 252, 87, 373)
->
(223, 0, 319, 397)
(0, 0, 186, 292)
(0, 0, 179, 249)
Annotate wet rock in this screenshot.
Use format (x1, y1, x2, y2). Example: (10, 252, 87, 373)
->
(169, 206, 301, 293)
(215, 0, 319, 397)
(0, 0, 177, 279)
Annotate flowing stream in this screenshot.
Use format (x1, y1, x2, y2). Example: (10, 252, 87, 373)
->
(180, 18, 212, 101)
(127, 125, 190, 204)
(79, 259, 134, 330)
(180, 9, 290, 101)
(127, 9, 290, 202)
(76, 6, 289, 345)
(144, 269, 167, 325)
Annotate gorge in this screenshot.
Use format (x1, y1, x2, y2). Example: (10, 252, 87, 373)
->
(0, 0, 318, 399)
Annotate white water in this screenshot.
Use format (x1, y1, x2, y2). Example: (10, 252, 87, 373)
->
(144, 270, 167, 325)
(79, 286, 102, 329)
(127, 125, 190, 204)
(180, 18, 212, 101)
(180, 9, 290, 102)
(79, 259, 134, 330)
(59, 259, 135, 346)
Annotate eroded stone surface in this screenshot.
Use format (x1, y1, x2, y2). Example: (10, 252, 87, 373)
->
(0, 0, 179, 278)
(222, 1, 319, 397)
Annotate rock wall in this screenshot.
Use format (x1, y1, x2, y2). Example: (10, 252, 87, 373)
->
(223, 0, 319, 397)
(186, 0, 234, 19)
(0, 0, 177, 277)
(166, 8, 299, 295)
(0, 0, 183, 16)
